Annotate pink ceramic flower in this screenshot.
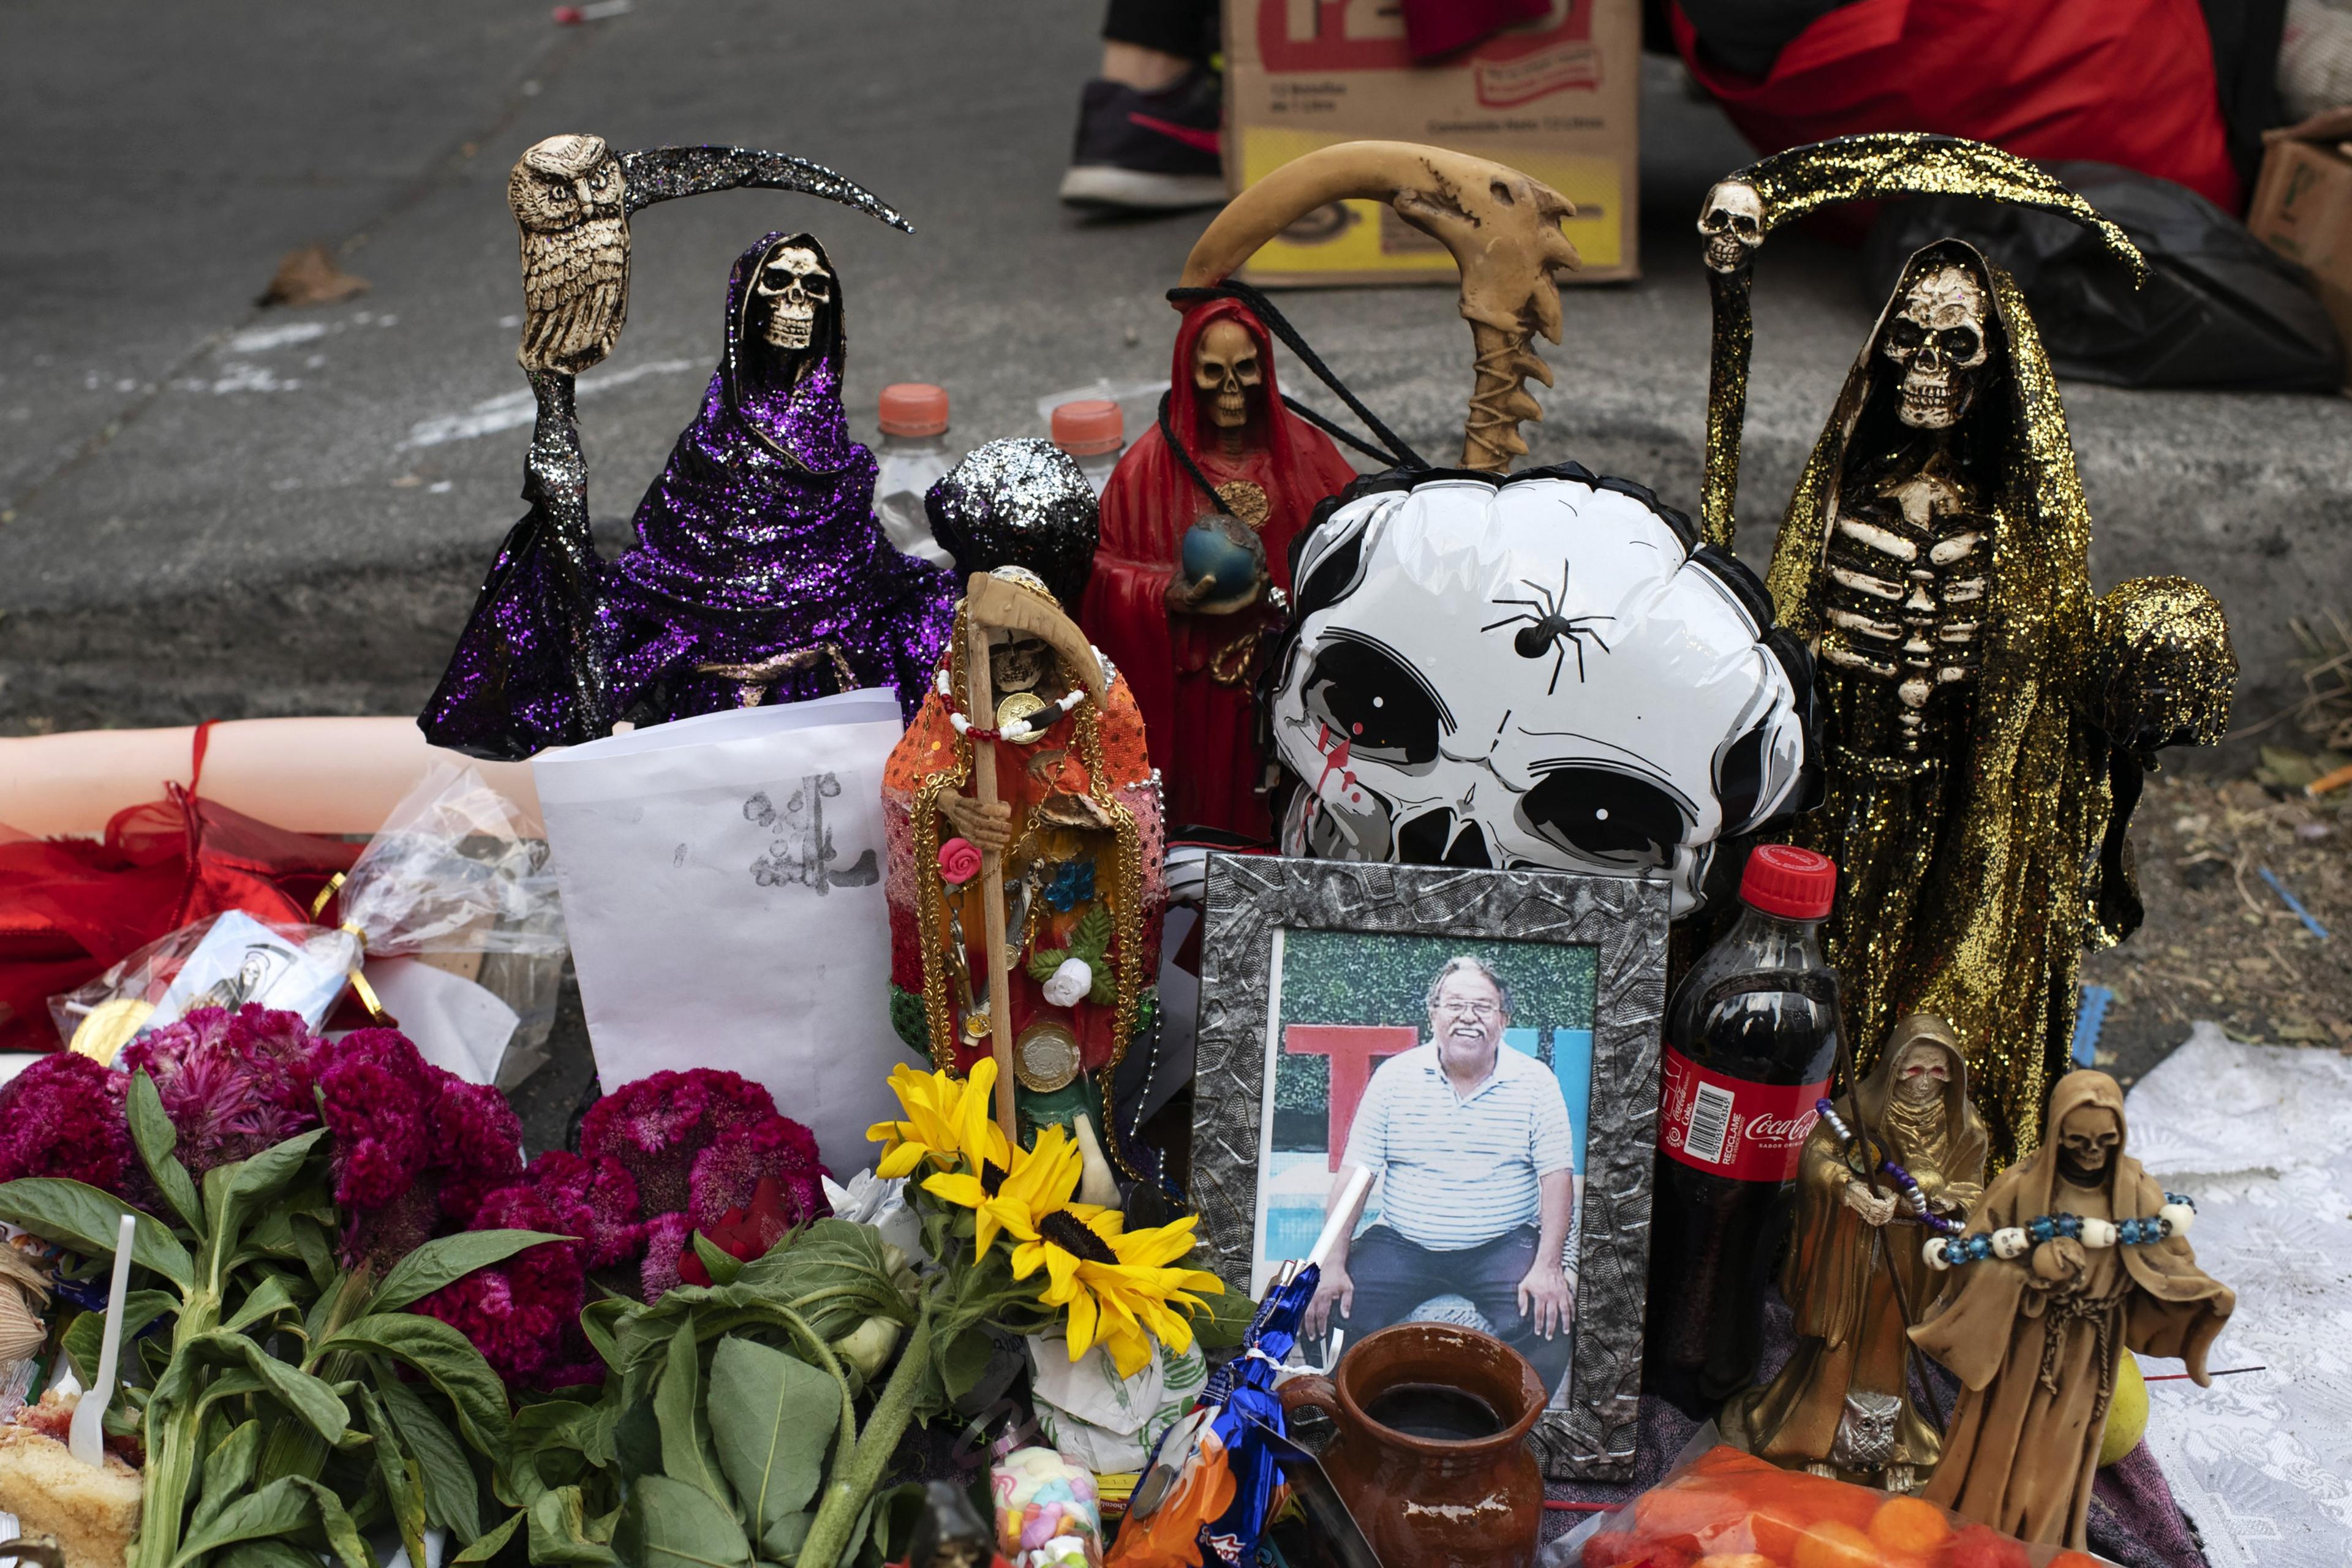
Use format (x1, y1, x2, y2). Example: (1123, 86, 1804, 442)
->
(938, 837, 982, 886)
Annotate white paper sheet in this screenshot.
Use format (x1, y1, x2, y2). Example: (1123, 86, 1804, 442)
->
(360, 957, 518, 1085)
(533, 692, 911, 1177)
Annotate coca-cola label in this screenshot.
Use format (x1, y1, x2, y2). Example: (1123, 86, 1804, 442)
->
(1658, 1047, 1827, 1182)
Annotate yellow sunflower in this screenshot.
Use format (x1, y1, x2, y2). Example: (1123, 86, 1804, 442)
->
(922, 1121, 1096, 1257)
(867, 1058, 1010, 1180)
(1012, 1208, 1224, 1379)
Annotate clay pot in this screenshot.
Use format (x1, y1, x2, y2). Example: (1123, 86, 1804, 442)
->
(1277, 1322, 1547, 1568)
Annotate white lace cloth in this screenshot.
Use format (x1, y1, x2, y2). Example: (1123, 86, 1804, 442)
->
(2124, 1023, 2352, 1568)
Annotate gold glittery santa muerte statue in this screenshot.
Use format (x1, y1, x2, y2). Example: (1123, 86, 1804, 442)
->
(1695, 136, 2237, 1163)
(883, 567, 1163, 1149)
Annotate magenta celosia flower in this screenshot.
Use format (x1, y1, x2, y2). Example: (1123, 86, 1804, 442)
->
(578, 1069, 777, 1215)
(0, 1054, 143, 1198)
(315, 1028, 522, 1271)
(636, 1211, 693, 1305)
(428, 1075, 524, 1229)
(511, 1150, 642, 1270)
(687, 1117, 828, 1234)
(415, 1185, 598, 1389)
(118, 1005, 322, 1175)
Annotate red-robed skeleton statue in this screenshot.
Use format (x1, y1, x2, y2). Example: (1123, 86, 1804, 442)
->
(1081, 298, 1356, 839)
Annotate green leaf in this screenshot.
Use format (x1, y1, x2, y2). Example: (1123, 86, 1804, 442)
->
(320, 1314, 513, 1460)
(453, 1512, 524, 1566)
(761, 1511, 813, 1562)
(367, 1229, 578, 1316)
(217, 1543, 326, 1568)
(183, 1331, 349, 1444)
(202, 1130, 328, 1277)
(0, 1178, 192, 1290)
(1026, 948, 1065, 984)
(223, 1273, 304, 1336)
(361, 1385, 432, 1568)
(287, 1475, 374, 1568)
(1072, 905, 1112, 962)
(656, 1320, 731, 1510)
(706, 1336, 835, 1540)
(864, 1483, 927, 1568)
(1087, 968, 1116, 1006)
(616, 1475, 752, 1568)
(292, 1212, 339, 1293)
(127, 1069, 205, 1234)
(690, 1232, 745, 1288)
(171, 1476, 314, 1568)
(379, 1374, 484, 1543)
(192, 1418, 264, 1534)
(62, 1289, 178, 1383)
(529, 1485, 620, 1567)
(1191, 1283, 1254, 1351)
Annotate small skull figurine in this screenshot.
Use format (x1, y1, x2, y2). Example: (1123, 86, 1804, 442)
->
(1697, 181, 1765, 274)
(2054, 1103, 2122, 1185)
(1194, 318, 1263, 431)
(1883, 263, 1991, 429)
(755, 243, 834, 352)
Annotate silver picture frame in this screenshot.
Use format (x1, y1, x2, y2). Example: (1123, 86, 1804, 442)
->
(1189, 854, 1670, 1480)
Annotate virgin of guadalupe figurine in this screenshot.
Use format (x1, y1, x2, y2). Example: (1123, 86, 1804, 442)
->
(1081, 298, 1357, 839)
(1910, 1070, 2233, 1549)
(1721, 1014, 1986, 1491)
(883, 567, 1163, 1138)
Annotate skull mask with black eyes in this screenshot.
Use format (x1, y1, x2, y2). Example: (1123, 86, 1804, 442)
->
(1266, 470, 1814, 914)
(749, 238, 835, 375)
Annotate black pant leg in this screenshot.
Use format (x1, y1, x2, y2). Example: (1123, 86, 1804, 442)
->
(1102, 0, 1219, 64)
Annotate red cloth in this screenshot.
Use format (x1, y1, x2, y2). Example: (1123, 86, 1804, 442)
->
(0, 785, 359, 1053)
(1670, 0, 2243, 214)
(1081, 300, 1358, 841)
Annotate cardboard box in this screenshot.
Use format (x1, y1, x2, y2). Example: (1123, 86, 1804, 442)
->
(2246, 106, 2352, 393)
(1224, 0, 1640, 286)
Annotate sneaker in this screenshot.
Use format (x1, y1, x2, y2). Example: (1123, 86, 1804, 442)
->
(1060, 66, 1227, 211)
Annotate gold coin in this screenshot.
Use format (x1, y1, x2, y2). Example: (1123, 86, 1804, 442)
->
(962, 1012, 993, 1043)
(70, 997, 154, 1066)
(1215, 480, 1271, 532)
(1011, 1020, 1082, 1093)
(995, 690, 1049, 741)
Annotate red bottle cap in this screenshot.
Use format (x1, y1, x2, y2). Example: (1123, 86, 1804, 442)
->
(1051, 399, 1123, 457)
(878, 383, 949, 437)
(1740, 843, 1837, 919)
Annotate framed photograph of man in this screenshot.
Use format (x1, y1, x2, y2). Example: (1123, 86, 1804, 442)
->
(1189, 856, 1670, 1479)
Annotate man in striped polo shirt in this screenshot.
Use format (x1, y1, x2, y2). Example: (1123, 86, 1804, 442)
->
(1303, 955, 1577, 1390)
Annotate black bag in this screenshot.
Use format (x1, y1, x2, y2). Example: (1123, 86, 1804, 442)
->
(1864, 160, 2346, 393)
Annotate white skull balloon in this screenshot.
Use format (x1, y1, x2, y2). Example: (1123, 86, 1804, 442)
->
(754, 243, 834, 351)
(1268, 470, 1814, 914)
(1883, 263, 1991, 429)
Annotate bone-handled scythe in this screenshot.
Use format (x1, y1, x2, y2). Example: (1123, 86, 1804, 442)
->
(1175, 140, 1581, 472)
(961, 573, 1109, 1139)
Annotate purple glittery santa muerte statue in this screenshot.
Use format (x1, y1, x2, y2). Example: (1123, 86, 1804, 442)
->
(421, 136, 951, 758)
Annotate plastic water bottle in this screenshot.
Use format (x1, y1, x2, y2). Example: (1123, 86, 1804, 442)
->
(1052, 399, 1124, 497)
(875, 383, 955, 567)
(1645, 843, 1842, 1415)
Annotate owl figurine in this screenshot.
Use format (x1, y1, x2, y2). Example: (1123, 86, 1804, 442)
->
(508, 133, 629, 376)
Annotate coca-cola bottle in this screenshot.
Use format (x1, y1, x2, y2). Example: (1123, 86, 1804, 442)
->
(1645, 843, 1840, 1415)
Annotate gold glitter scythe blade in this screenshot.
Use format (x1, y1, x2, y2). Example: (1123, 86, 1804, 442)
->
(1177, 141, 1581, 472)
(1696, 133, 2150, 550)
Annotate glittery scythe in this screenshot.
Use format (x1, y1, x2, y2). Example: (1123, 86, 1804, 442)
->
(1696, 134, 2147, 550)
(905, 581, 1148, 1077)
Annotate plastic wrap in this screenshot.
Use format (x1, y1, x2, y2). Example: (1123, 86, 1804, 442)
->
(1560, 1436, 2116, 1568)
(48, 911, 358, 1054)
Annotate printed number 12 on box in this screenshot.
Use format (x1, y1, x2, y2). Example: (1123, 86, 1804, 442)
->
(1645, 845, 1841, 1417)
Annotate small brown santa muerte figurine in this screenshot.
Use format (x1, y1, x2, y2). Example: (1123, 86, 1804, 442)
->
(1909, 1069, 2233, 1550)
(1722, 1014, 1986, 1490)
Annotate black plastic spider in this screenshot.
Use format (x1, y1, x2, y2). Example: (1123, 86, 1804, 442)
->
(1481, 564, 1615, 695)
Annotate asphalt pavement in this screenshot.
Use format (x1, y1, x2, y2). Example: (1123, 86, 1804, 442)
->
(3, 0, 2348, 754)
